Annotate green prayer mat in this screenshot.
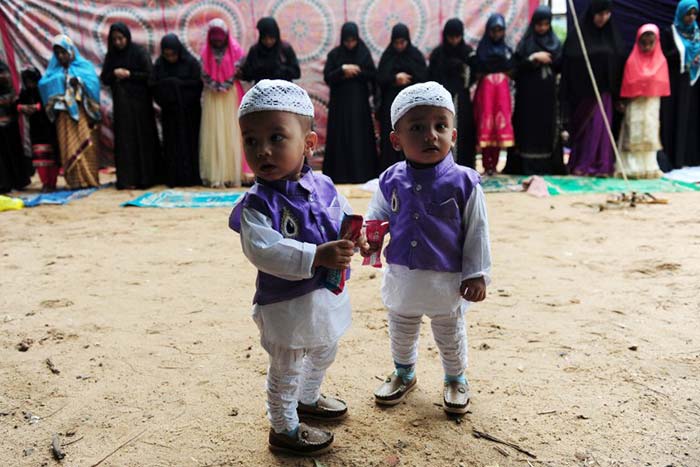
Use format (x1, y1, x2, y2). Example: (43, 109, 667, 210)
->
(481, 175, 700, 196)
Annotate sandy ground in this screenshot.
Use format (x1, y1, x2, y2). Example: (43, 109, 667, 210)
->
(1, 177, 699, 467)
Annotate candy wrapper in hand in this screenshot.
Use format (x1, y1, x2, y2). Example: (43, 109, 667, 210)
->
(324, 214, 364, 295)
(362, 220, 390, 268)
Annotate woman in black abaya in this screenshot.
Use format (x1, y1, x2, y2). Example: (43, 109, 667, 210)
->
(322, 22, 378, 183)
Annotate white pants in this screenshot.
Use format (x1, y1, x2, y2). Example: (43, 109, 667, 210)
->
(262, 340, 338, 433)
(389, 307, 467, 376)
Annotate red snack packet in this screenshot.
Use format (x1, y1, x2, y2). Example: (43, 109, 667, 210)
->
(362, 220, 390, 268)
(324, 214, 364, 294)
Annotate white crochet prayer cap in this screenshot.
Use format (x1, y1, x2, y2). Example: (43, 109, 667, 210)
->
(390, 81, 455, 128)
(238, 79, 315, 118)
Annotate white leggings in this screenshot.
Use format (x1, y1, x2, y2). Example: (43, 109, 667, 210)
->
(389, 309, 467, 376)
(262, 340, 338, 433)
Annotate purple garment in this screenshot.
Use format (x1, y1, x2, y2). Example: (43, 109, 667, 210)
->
(568, 93, 615, 176)
(229, 166, 342, 306)
(379, 154, 481, 273)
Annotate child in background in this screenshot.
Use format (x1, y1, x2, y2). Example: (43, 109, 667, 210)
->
(617, 24, 669, 179)
(17, 68, 59, 192)
(364, 82, 491, 415)
(229, 80, 363, 456)
(473, 14, 515, 175)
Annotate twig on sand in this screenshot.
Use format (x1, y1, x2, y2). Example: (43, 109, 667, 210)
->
(537, 410, 557, 415)
(43, 403, 68, 419)
(527, 461, 535, 467)
(494, 445, 510, 457)
(51, 433, 65, 460)
(90, 429, 146, 467)
(624, 378, 669, 397)
(472, 428, 537, 459)
(62, 436, 84, 447)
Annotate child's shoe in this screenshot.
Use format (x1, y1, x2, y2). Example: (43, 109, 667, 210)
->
(268, 423, 333, 456)
(297, 394, 348, 421)
(374, 371, 417, 406)
(443, 379, 470, 414)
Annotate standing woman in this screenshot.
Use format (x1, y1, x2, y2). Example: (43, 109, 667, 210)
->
(560, 0, 625, 177)
(151, 34, 203, 187)
(376, 23, 428, 170)
(17, 68, 60, 191)
(39, 35, 101, 189)
(429, 18, 477, 168)
(322, 22, 378, 183)
(199, 19, 245, 188)
(659, 0, 700, 170)
(473, 14, 515, 175)
(506, 6, 566, 175)
(101, 23, 161, 189)
(617, 25, 669, 178)
(0, 61, 30, 193)
(239, 17, 301, 83)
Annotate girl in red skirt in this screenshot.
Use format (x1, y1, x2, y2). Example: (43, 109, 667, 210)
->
(473, 14, 515, 175)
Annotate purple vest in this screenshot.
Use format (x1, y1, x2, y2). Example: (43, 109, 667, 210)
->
(229, 167, 341, 305)
(379, 155, 481, 273)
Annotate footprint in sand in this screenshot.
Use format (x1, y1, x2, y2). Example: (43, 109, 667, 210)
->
(40, 299, 74, 309)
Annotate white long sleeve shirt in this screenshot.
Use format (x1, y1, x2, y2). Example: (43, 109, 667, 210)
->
(238, 196, 352, 349)
(366, 184, 492, 316)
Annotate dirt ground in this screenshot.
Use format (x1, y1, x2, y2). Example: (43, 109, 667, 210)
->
(1, 178, 699, 467)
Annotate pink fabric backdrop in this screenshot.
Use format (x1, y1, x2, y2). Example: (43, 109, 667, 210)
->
(0, 0, 534, 162)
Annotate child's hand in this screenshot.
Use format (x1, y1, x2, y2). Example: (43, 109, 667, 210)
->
(460, 277, 486, 302)
(355, 234, 371, 256)
(313, 240, 355, 270)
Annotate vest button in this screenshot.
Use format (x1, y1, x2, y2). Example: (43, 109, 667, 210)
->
(415, 184, 422, 192)
(410, 240, 418, 247)
(308, 194, 315, 202)
(413, 212, 420, 220)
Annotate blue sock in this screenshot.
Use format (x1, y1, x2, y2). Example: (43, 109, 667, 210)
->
(282, 425, 299, 438)
(445, 373, 467, 384)
(394, 362, 415, 382)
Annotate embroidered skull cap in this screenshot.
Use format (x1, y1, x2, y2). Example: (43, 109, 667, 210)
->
(238, 79, 315, 119)
(390, 81, 455, 129)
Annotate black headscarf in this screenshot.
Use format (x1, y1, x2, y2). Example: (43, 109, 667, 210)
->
(332, 22, 373, 66)
(0, 61, 14, 96)
(19, 68, 42, 104)
(562, 0, 625, 97)
(153, 34, 200, 81)
(378, 23, 426, 78)
(103, 22, 134, 72)
(441, 18, 472, 59)
(516, 6, 563, 60)
(256, 17, 282, 58)
(475, 14, 514, 73)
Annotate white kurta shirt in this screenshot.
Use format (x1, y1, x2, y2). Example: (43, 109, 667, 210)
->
(238, 195, 352, 349)
(366, 184, 492, 316)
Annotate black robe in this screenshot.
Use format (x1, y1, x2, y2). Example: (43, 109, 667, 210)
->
(101, 23, 162, 189)
(322, 24, 378, 183)
(0, 64, 30, 193)
(428, 21, 477, 168)
(151, 34, 203, 187)
(505, 7, 567, 175)
(376, 25, 428, 170)
(239, 18, 301, 83)
(17, 78, 59, 165)
(659, 26, 700, 170)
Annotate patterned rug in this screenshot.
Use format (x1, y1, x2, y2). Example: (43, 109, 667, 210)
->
(482, 175, 700, 195)
(123, 190, 244, 208)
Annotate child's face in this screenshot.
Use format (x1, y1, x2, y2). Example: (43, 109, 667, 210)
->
(489, 26, 505, 42)
(392, 38, 408, 53)
(684, 8, 698, 26)
(261, 35, 277, 48)
(446, 34, 462, 47)
(110, 30, 128, 51)
(593, 10, 611, 29)
(162, 48, 179, 64)
(534, 20, 551, 36)
(639, 32, 656, 53)
(390, 106, 456, 166)
(54, 46, 71, 68)
(240, 111, 317, 182)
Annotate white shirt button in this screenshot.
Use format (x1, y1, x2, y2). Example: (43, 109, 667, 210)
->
(415, 184, 422, 192)
(410, 240, 418, 247)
